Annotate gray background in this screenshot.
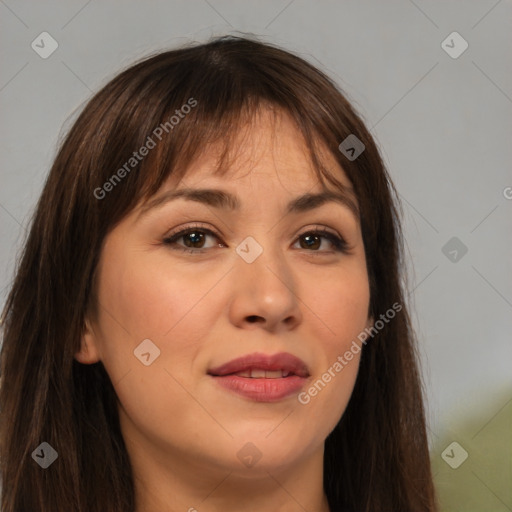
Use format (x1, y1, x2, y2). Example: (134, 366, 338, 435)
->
(1, 1, 511, 510)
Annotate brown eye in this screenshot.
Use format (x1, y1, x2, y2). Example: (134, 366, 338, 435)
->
(299, 233, 321, 250)
(163, 226, 225, 253)
(182, 231, 206, 248)
(295, 229, 348, 253)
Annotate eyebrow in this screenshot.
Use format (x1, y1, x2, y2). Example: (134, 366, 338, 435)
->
(137, 187, 359, 220)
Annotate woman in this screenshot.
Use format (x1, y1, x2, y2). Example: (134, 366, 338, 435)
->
(0, 35, 438, 512)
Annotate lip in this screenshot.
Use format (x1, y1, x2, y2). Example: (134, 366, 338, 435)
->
(208, 352, 310, 402)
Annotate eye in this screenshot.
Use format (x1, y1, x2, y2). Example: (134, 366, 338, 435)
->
(163, 224, 348, 254)
(294, 227, 348, 253)
(163, 224, 225, 253)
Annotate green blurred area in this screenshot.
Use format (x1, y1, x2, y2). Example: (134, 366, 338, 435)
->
(430, 391, 512, 512)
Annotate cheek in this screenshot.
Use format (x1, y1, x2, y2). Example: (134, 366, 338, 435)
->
(93, 249, 228, 443)
(296, 263, 369, 426)
(306, 261, 370, 350)
(97, 245, 227, 344)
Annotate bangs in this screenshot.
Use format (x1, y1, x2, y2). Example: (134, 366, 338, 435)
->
(89, 37, 363, 224)
(138, 99, 340, 203)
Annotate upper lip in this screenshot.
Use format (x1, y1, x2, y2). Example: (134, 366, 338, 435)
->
(208, 352, 310, 378)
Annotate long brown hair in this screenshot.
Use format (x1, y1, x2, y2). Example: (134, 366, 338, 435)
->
(0, 35, 437, 511)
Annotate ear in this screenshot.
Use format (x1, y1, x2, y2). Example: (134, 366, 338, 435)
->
(366, 314, 374, 330)
(75, 318, 101, 364)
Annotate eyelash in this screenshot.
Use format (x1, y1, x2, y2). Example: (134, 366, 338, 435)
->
(162, 223, 349, 255)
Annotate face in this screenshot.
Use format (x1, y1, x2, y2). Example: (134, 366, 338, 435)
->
(78, 108, 371, 479)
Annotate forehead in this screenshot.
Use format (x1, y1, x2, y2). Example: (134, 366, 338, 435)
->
(166, 106, 353, 196)
(132, 107, 360, 223)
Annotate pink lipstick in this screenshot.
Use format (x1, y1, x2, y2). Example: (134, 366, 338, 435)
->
(208, 352, 310, 402)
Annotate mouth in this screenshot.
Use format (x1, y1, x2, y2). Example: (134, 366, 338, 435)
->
(208, 352, 310, 402)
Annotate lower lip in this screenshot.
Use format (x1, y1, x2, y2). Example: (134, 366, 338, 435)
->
(210, 375, 307, 402)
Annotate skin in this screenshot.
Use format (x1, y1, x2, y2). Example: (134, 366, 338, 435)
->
(76, 108, 372, 512)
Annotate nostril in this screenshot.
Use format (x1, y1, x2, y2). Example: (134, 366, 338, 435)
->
(246, 315, 264, 323)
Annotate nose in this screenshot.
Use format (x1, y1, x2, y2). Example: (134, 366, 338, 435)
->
(227, 244, 303, 333)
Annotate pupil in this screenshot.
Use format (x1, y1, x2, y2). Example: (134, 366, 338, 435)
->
(302, 234, 320, 250)
(184, 232, 204, 248)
